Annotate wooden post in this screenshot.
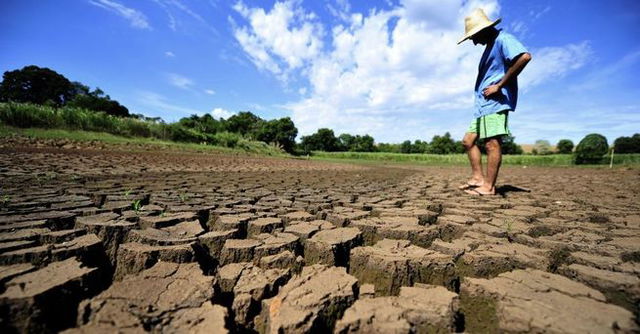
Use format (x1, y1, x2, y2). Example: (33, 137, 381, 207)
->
(609, 148, 614, 168)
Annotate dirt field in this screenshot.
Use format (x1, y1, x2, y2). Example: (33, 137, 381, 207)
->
(1, 142, 639, 333)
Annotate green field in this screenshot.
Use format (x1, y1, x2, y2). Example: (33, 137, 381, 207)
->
(310, 151, 640, 167)
(0, 125, 287, 156)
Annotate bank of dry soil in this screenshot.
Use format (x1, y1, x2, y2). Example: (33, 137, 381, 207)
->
(1, 139, 639, 333)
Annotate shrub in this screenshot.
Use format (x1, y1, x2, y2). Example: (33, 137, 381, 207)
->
(168, 124, 205, 143)
(86, 111, 119, 133)
(613, 134, 640, 153)
(556, 139, 574, 154)
(501, 136, 523, 155)
(533, 140, 552, 155)
(212, 131, 241, 148)
(119, 118, 153, 138)
(0, 102, 62, 128)
(59, 107, 89, 130)
(574, 133, 608, 164)
(428, 132, 458, 154)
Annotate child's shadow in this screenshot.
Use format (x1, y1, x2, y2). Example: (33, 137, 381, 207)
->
(496, 184, 531, 196)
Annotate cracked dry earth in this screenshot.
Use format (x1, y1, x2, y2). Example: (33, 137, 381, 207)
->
(0, 144, 639, 333)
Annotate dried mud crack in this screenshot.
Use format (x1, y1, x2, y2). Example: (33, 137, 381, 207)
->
(1, 143, 639, 333)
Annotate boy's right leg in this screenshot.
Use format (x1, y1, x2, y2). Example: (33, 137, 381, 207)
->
(461, 132, 484, 187)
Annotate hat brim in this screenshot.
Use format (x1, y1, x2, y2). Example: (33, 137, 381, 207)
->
(457, 18, 501, 45)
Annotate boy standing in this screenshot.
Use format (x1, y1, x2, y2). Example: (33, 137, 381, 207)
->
(458, 8, 532, 196)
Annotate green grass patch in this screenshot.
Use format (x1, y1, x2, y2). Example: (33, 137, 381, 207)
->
(310, 151, 640, 167)
(0, 102, 290, 155)
(0, 124, 287, 156)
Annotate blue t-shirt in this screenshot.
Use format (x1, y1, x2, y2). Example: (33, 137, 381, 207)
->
(474, 30, 528, 118)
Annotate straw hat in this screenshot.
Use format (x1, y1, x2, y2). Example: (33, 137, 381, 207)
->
(457, 8, 501, 45)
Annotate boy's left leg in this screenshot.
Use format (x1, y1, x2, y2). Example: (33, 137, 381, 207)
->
(461, 132, 484, 188)
(474, 137, 501, 195)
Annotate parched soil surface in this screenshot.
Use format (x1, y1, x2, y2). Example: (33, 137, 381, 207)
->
(1, 141, 639, 333)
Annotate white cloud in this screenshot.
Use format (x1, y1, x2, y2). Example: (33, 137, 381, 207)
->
(211, 107, 234, 119)
(530, 5, 551, 20)
(204, 89, 216, 95)
(232, 0, 590, 143)
(137, 91, 202, 119)
(166, 73, 194, 90)
(326, 0, 351, 22)
(89, 0, 151, 30)
(165, 51, 176, 57)
(569, 49, 640, 92)
(520, 42, 592, 88)
(151, 0, 218, 34)
(231, 0, 324, 81)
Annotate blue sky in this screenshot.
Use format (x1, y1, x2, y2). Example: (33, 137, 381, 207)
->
(1, 0, 639, 144)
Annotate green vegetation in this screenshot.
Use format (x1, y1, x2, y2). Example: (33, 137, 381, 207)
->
(0, 195, 10, 207)
(574, 133, 609, 164)
(178, 192, 189, 202)
(299, 128, 376, 153)
(613, 133, 640, 153)
(0, 65, 298, 153)
(532, 139, 552, 155)
(0, 65, 129, 116)
(556, 139, 574, 154)
(0, 103, 295, 154)
(0, 124, 286, 156)
(131, 199, 142, 213)
(311, 151, 640, 166)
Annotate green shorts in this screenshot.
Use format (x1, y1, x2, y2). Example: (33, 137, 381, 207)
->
(467, 110, 511, 139)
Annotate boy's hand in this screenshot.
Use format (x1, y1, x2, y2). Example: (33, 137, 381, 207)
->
(482, 84, 501, 97)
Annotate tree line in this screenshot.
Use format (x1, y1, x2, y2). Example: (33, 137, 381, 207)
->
(299, 129, 524, 155)
(0, 65, 297, 152)
(1, 65, 638, 157)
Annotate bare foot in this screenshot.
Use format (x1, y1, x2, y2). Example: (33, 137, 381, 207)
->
(458, 179, 484, 190)
(464, 186, 496, 196)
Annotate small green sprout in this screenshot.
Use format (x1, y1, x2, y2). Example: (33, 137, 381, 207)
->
(0, 195, 10, 207)
(178, 192, 189, 202)
(503, 220, 514, 242)
(131, 199, 142, 213)
(503, 220, 513, 233)
(35, 172, 56, 186)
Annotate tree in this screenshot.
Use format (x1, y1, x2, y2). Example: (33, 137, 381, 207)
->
(556, 139, 574, 154)
(501, 136, 523, 154)
(256, 117, 298, 153)
(68, 87, 129, 117)
(376, 142, 401, 153)
(0, 65, 75, 106)
(400, 140, 413, 154)
(338, 133, 355, 151)
(413, 140, 429, 153)
(224, 111, 264, 137)
(178, 113, 223, 135)
(300, 128, 340, 152)
(613, 134, 640, 153)
(198, 113, 223, 134)
(428, 132, 458, 154)
(532, 139, 552, 155)
(574, 133, 608, 164)
(351, 135, 376, 152)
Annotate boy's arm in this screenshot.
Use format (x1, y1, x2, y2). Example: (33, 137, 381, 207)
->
(483, 52, 532, 97)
